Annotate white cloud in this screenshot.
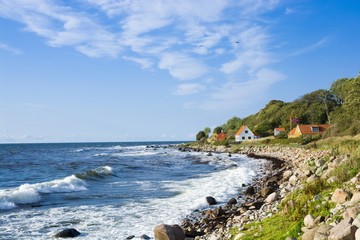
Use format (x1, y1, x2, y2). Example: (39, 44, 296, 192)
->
(0, 0, 285, 101)
(0, 42, 22, 55)
(123, 56, 153, 69)
(0, 0, 121, 58)
(158, 52, 208, 80)
(173, 83, 205, 95)
(192, 68, 285, 110)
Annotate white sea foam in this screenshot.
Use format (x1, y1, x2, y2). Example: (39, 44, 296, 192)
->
(0, 155, 264, 239)
(0, 175, 87, 210)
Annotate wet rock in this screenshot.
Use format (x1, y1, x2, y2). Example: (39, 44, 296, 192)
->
(244, 186, 255, 196)
(206, 196, 217, 205)
(227, 198, 237, 205)
(260, 187, 274, 197)
(140, 234, 151, 239)
(154, 224, 185, 240)
(54, 228, 81, 238)
(126, 236, 135, 239)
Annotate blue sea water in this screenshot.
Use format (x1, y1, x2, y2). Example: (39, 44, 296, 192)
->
(0, 142, 266, 239)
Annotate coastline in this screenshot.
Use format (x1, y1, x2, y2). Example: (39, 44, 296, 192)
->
(177, 144, 288, 240)
(170, 143, 360, 240)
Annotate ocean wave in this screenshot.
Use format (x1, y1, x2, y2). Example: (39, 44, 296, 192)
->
(75, 166, 115, 180)
(0, 167, 115, 210)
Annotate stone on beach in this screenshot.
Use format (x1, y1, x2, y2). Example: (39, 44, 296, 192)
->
(154, 224, 185, 240)
(54, 228, 81, 238)
(206, 196, 217, 205)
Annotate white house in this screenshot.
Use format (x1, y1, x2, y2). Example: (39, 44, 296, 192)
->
(235, 125, 255, 142)
(274, 127, 285, 136)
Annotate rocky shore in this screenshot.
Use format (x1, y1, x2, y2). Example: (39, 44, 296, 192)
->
(168, 144, 360, 240)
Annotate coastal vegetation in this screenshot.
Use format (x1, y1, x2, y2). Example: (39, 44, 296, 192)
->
(188, 75, 360, 240)
(197, 75, 360, 141)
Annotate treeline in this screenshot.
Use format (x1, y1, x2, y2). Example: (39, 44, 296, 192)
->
(197, 75, 360, 141)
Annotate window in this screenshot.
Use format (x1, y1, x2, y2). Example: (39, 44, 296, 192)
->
(311, 127, 320, 132)
(242, 136, 245, 140)
(245, 130, 248, 133)
(248, 136, 251, 139)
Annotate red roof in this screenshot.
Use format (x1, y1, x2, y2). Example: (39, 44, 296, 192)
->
(275, 127, 285, 131)
(217, 132, 227, 141)
(298, 124, 332, 135)
(288, 127, 296, 136)
(235, 126, 247, 135)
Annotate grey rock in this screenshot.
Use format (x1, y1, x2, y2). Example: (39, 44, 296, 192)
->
(328, 218, 357, 240)
(54, 228, 81, 238)
(314, 224, 333, 240)
(304, 214, 315, 229)
(206, 196, 217, 205)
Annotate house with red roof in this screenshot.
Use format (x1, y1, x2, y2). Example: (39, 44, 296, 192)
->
(216, 131, 227, 141)
(274, 127, 285, 136)
(288, 124, 332, 138)
(235, 125, 255, 142)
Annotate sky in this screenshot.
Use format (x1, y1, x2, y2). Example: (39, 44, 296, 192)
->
(0, 0, 359, 143)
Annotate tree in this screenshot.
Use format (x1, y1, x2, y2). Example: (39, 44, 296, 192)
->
(213, 126, 223, 134)
(204, 127, 211, 137)
(196, 131, 206, 141)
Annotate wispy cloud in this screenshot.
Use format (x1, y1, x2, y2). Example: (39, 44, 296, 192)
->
(190, 68, 285, 110)
(0, 42, 22, 55)
(173, 83, 205, 95)
(0, 0, 286, 110)
(0, 0, 121, 58)
(123, 56, 153, 69)
(158, 52, 208, 80)
(288, 37, 329, 57)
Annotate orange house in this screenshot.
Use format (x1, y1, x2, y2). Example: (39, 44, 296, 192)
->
(288, 124, 332, 138)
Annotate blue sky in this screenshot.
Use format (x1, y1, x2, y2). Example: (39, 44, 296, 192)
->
(0, 0, 359, 143)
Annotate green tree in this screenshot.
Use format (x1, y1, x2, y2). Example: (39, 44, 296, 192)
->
(196, 131, 206, 141)
(204, 127, 211, 137)
(213, 126, 223, 134)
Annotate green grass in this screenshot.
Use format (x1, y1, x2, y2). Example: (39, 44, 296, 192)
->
(232, 179, 336, 240)
(232, 214, 303, 240)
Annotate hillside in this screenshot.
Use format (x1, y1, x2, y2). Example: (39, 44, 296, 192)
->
(199, 75, 360, 141)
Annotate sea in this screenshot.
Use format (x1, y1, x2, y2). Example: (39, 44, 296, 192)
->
(0, 142, 267, 239)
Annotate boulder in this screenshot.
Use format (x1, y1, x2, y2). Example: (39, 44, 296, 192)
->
(154, 224, 185, 240)
(328, 218, 357, 240)
(332, 189, 351, 204)
(260, 187, 274, 198)
(265, 192, 277, 203)
(302, 226, 319, 240)
(282, 170, 293, 180)
(141, 234, 151, 239)
(54, 228, 81, 238)
(227, 198, 237, 205)
(351, 193, 360, 204)
(206, 196, 217, 205)
(344, 207, 360, 219)
(314, 224, 333, 240)
(304, 214, 315, 229)
(126, 236, 135, 239)
(355, 228, 360, 240)
(244, 186, 255, 196)
(289, 175, 298, 186)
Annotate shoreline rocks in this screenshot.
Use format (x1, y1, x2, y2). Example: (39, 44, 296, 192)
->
(173, 143, 359, 240)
